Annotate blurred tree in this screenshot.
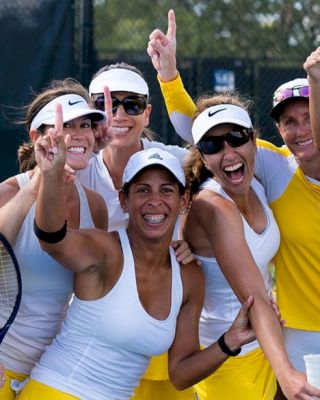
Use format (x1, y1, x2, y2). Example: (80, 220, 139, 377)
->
(93, 0, 320, 61)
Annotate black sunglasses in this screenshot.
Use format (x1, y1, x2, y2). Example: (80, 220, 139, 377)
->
(197, 128, 253, 155)
(93, 95, 147, 116)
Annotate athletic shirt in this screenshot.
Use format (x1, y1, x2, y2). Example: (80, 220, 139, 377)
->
(159, 75, 320, 332)
(0, 173, 95, 375)
(255, 140, 320, 331)
(30, 229, 183, 400)
(196, 178, 280, 354)
(76, 138, 188, 232)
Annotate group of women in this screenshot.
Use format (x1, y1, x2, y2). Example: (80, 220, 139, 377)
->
(0, 8, 319, 400)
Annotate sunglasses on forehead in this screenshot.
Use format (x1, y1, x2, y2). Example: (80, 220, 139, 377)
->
(197, 128, 253, 155)
(93, 94, 147, 116)
(274, 85, 309, 102)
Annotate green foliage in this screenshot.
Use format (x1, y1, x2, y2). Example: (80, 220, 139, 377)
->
(93, 0, 320, 61)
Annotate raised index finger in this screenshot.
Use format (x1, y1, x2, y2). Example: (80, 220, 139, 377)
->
(167, 9, 176, 40)
(103, 86, 112, 127)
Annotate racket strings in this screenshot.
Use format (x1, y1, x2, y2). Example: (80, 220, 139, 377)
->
(0, 244, 19, 326)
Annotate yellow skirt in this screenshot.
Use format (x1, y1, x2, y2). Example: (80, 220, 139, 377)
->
(131, 353, 194, 400)
(0, 369, 27, 400)
(193, 347, 276, 400)
(17, 379, 79, 400)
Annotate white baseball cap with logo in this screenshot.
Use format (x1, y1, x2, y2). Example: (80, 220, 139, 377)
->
(30, 94, 107, 130)
(191, 104, 252, 144)
(89, 69, 149, 96)
(122, 148, 185, 187)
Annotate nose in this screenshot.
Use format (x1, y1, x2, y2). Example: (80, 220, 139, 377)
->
(221, 140, 236, 154)
(113, 104, 127, 119)
(147, 192, 163, 207)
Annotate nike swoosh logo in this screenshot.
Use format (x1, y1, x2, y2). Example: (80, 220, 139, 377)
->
(208, 108, 227, 117)
(68, 100, 83, 106)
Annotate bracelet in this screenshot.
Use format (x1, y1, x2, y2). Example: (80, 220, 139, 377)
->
(33, 219, 67, 244)
(218, 333, 241, 356)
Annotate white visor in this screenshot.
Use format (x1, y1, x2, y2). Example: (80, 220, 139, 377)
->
(89, 69, 149, 96)
(30, 94, 106, 130)
(192, 104, 252, 144)
(122, 148, 185, 187)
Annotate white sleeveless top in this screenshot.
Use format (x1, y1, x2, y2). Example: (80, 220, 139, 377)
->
(76, 138, 188, 232)
(30, 229, 183, 400)
(0, 173, 95, 374)
(196, 178, 280, 354)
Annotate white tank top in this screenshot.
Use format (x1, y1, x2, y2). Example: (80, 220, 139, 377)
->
(0, 173, 95, 374)
(196, 178, 280, 354)
(76, 138, 188, 232)
(30, 229, 183, 400)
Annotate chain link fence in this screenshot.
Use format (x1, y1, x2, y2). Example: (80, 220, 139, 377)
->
(93, 0, 319, 145)
(0, 0, 318, 180)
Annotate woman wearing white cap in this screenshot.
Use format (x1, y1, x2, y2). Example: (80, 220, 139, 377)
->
(17, 139, 256, 399)
(0, 78, 108, 399)
(147, 11, 320, 399)
(78, 62, 194, 399)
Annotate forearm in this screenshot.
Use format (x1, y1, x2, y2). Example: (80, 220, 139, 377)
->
(35, 172, 66, 235)
(169, 342, 229, 390)
(158, 73, 196, 143)
(308, 76, 320, 149)
(249, 294, 292, 379)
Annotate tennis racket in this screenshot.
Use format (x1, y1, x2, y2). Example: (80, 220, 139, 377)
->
(0, 232, 22, 344)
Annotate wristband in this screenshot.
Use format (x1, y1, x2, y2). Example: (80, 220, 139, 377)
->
(34, 219, 67, 243)
(218, 333, 241, 356)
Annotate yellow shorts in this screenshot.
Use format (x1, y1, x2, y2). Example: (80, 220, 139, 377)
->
(17, 379, 79, 400)
(131, 353, 194, 400)
(0, 369, 27, 400)
(193, 347, 276, 400)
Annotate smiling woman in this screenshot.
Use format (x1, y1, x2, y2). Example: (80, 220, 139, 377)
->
(0, 78, 108, 400)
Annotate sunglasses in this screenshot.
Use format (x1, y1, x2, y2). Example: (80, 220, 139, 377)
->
(274, 85, 309, 103)
(93, 95, 147, 116)
(197, 128, 253, 155)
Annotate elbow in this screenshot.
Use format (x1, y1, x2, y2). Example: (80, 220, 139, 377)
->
(169, 370, 191, 391)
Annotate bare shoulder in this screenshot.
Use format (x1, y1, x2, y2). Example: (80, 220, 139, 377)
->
(179, 260, 205, 304)
(0, 177, 20, 206)
(83, 185, 108, 230)
(188, 189, 239, 228)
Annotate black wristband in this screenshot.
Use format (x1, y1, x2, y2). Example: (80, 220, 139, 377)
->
(218, 333, 241, 356)
(33, 219, 67, 244)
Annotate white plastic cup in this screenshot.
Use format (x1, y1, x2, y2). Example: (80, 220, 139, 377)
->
(304, 354, 320, 389)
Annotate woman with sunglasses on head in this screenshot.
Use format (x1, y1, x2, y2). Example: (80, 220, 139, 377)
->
(0, 78, 108, 399)
(18, 134, 256, 399)
(147, 11, 320, 399)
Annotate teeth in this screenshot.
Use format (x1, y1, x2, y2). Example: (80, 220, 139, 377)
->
(224, 162, 243, 172)
(111, 127, 129, 134)
(68, 147, 85, 153)
(144, 214, 165, 224)
(297, 139, 313, 146)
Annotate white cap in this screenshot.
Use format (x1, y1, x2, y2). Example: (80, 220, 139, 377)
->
(89, 69, 149, 96)
(122, 148, 185, 187)
(192, 104, 252, 144)
(30, 94, 106, 130)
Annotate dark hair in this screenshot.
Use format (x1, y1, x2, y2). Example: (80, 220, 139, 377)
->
(18, 78, 96, 172)
(92, 62, 153, 141)
(186, 92, 255, 198)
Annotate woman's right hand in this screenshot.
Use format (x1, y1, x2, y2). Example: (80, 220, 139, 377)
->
(147, 9, 178, 82)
